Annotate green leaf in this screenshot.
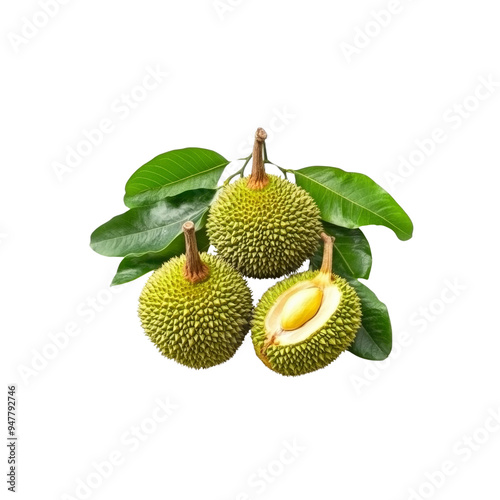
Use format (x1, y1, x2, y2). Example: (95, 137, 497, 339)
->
(111, 229, 210, 286)
(124, 148, 228, 208)
(90, 189, 216, 257)
(293, 166, 413, 241)
(309, 223, 372, 279)
(347, 280, 392, 361)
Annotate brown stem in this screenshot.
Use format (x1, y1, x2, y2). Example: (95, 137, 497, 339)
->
(320, 232, 335, 275)
(182, 221, 209, 283)
(247, 128, 269, 189)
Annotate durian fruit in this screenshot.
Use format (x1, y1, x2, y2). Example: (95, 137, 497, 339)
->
(251, 233, 362, 376)
(207, 128, 323, 279)
(139, 221, 253, 369)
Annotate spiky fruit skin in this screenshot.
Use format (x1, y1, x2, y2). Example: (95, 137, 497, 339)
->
(206, 175, 323, 279)
(139, 253, 253, 369)
(251, 271, 362, 376)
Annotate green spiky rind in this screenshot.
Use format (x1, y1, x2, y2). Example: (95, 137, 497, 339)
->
(206, 175, 323, 279)
(251, 271, 362, 376)
(139, 253, 253, 369)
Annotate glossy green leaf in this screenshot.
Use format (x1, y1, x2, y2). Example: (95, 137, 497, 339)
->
(90, 189, 216, 257)
(347, 280, 392, 361)
(294, 166, 413, 241)
(310, 223, 372, 279)
(111, 229, 210, 286)
(124, 148, 228, 208)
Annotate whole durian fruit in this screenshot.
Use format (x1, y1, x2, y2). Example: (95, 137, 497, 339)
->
(207, 128, 323, 279)
(251, 233, 362, 376)
(139, 221, 253, 369)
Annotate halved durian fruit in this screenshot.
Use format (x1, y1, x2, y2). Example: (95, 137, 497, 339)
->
(251, 233, 362, 376)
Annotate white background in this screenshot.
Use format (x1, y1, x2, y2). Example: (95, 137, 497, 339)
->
(1, 0, 500, 499)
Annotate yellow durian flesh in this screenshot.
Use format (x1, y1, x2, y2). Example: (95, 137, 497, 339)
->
(280, 286, 323, 331)
(269, 280, 342, 346)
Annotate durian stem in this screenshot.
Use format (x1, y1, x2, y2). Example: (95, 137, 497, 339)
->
(318, 232, 335, 282)
(247, 128, 269, 189)
(182, 221, 209, 284)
